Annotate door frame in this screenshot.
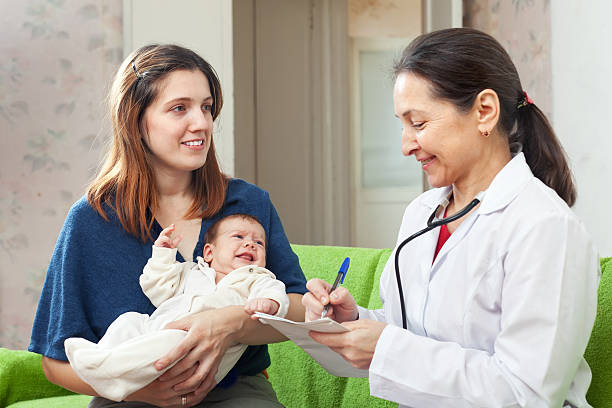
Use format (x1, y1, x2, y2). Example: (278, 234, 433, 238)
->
(233, 0, 351, 245)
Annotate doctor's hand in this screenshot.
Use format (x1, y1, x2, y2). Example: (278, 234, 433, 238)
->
(153, 307, 242, 402)
(303, 278, 358, 323)
(310, 319, 387, 370)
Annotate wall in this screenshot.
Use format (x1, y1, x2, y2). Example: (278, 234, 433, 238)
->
(464, 0, 552, 117)
(0, 0, 237, 350)
(551, 1, 612, 256)
(348, 0, 421, 38)
(0, 0, 123, 349)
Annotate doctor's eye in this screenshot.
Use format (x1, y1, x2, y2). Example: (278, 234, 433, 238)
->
(411, 122, 425, 130)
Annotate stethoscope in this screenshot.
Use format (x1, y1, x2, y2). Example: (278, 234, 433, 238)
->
(394, 191, 486, 330)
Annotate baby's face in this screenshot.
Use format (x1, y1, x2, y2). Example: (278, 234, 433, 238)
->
(204, 218, 266, 273)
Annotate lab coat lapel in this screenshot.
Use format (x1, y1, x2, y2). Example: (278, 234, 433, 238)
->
(430, 211, 478, 273)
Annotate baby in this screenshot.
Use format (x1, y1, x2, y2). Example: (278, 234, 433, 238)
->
(65, 213, 289, 402)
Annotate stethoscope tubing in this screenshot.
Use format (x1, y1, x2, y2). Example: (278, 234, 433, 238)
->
(394, 197, 481, 330)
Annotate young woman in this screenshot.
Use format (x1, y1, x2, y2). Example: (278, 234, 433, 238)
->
(303, 28, 599, 408)
(29, 44, 306, 408)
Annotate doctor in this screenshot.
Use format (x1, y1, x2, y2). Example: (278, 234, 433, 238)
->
(303, 28, 600, 408)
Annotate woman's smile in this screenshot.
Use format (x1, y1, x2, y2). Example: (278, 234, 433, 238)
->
(181, 138, 206, 150)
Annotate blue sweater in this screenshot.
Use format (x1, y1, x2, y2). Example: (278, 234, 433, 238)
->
(29, 178, 307, 377)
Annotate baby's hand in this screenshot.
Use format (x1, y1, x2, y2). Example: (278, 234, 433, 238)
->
(245, 298, 280, 319)
(154, 224, 182, 249)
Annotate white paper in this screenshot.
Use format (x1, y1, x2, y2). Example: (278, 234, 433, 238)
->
(255, 312, 369, 378)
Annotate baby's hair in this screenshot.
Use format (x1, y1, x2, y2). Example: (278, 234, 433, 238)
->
(204, 214, 265, 244)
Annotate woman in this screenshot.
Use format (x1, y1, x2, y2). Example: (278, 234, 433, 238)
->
(29, 44, 306, 407)
(303, 28, 599, 408)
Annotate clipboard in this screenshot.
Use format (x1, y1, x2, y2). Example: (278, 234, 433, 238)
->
(255, 312, 369, 378)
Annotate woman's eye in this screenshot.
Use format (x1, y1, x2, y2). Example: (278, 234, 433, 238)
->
(202, 104, 213, 112)
(171, 105, 185, 112)
(412, 122, 425, 130)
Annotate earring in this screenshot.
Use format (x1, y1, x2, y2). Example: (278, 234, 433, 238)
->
(482, 130, 490, 137)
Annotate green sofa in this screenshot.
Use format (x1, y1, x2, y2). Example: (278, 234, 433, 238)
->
(1, 245, 611, 408)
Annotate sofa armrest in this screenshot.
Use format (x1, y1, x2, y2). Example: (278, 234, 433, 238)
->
(585, 257, 612, 408)
(0, 348, 75, 407)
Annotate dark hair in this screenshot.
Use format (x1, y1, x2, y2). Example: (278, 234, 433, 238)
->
(393, 28, 576, 206)
(88, 44, 229, 242)
(205, 214, 265, 245)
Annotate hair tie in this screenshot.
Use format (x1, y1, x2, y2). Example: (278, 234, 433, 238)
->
(517, 91, 534, 109)
(132, 60, 147, 80)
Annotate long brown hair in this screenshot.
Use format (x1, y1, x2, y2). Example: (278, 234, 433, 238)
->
(393, 28, 576, 206)
(88, 44, 229, 241)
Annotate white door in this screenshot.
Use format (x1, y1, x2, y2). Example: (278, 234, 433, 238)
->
(350, 38, 423, 249)
(349, 0, 463, 249)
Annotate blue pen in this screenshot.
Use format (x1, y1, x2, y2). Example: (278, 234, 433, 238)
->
(321, 257, 350, 318)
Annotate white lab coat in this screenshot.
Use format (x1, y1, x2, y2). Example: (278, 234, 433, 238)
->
(359, 153, 600, 408)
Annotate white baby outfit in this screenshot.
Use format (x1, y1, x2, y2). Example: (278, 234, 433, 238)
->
(65, 246, 289, 401)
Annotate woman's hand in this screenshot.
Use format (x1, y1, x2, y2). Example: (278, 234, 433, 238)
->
(153, 307, 244, 401)
(309, 319, 387, 370)
(124, 365, 200, 407)
(302, 278, 359, 323)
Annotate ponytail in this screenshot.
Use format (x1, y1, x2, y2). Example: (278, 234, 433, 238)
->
(514, 104, 576, 206)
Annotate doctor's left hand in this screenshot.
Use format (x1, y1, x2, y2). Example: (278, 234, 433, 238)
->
(155, 307, 241, 399)
(309, 319, 387, 370)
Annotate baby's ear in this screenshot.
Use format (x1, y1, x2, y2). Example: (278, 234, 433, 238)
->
(203, 243, 214, 263)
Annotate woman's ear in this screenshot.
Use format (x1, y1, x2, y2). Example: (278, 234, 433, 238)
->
(203, 243, 214, 263)
(474, 88, 500, 134)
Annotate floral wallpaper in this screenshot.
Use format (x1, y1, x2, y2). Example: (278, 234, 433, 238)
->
(0, 0, 122, 349)
(348, 0, 421, 38)
(464, 0, 552, 118)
